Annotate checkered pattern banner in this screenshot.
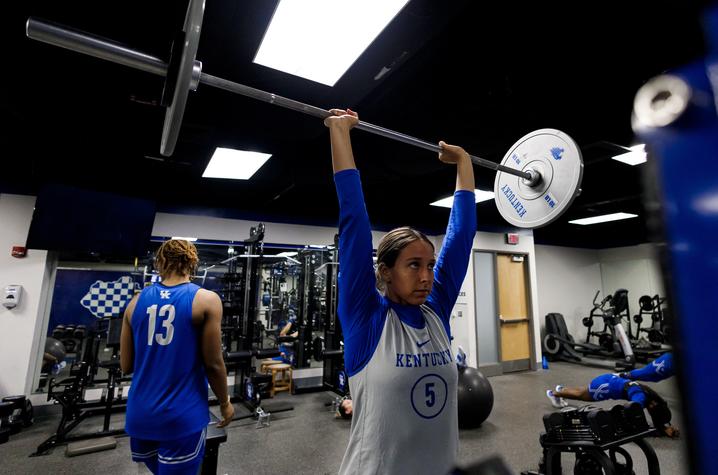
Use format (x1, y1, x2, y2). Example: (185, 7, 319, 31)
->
(80, 276, 140, 318)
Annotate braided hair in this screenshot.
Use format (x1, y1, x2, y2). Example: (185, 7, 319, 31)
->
(155, 239, 199, 279)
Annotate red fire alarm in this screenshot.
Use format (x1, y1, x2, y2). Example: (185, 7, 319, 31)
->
(11, 246, 27, 258)
(506, 233, 519, 245)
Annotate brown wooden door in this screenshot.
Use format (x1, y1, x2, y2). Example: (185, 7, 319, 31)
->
(496, 254, 531, 366)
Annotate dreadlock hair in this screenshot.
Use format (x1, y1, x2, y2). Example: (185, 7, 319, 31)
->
(375, 227, 435, 291)
(155, 239, 199, 279)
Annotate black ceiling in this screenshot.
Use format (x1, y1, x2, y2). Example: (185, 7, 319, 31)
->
(2, 0, 708, 249)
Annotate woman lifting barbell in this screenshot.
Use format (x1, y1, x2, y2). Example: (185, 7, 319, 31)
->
(325, 108, 476, 475)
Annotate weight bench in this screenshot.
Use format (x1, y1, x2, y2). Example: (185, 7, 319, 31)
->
(203, 412, 228, 474)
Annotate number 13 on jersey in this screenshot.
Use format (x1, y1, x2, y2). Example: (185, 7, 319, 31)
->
(146, 304, 175, 346)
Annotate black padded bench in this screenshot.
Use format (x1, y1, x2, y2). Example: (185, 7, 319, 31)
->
(202, 411, 228, 474)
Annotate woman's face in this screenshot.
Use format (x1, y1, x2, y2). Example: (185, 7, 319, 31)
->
(382, 240, 436, 306)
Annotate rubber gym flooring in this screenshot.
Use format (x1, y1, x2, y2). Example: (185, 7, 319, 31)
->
(0, 362, 686, 474)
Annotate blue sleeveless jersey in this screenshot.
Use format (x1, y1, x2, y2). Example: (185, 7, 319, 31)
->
(125, 282, 209, 440)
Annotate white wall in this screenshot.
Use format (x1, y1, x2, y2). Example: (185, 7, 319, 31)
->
(534, 243, 666, 344)
(448, 230, 542, 368)
(535, 245, 603, 339)
(0, 194, 53, 396)
(598, 244, 666, 319)
(153, 212, 386, 248)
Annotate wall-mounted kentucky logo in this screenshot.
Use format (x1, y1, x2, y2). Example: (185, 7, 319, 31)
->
(550, 147, 564, 160)
(80, 276, 140, 318)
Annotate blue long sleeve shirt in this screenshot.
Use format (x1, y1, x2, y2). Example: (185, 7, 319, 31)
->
(334, 169, 476, 376)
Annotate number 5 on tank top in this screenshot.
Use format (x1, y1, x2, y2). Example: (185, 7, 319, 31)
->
(426, 382, 436, 407)
(411, 374, 448, 419)
(146, 304, 175, 346)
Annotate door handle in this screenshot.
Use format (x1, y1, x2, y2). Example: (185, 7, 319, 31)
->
(500, 318, 529, 324)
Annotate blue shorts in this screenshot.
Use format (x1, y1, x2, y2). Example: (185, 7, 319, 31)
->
(588, 373, 629, 402)
(130, 427, 206, 474)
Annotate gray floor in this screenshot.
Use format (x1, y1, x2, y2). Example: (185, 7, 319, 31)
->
(0, 362, 689, 474)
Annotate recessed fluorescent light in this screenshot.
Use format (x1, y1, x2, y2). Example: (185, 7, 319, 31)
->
(569, 212, 638, 225)
(254, 0, 410, 86)
(203, 148, 271, 180)
(276, 251, 298, 257)
(612, 144, 647, 166)
(430, 189, 495, 208)
(171, 236, 198, 242)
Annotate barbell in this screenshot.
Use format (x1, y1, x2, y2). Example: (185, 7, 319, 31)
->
(26, 0, 583, 228)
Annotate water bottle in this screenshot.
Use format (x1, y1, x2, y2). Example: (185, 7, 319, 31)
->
(542, 355, 549, 370)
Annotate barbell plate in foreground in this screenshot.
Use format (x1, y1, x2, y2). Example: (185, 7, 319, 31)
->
(493, 128, 583, 228)
(160, 0, 205, 156)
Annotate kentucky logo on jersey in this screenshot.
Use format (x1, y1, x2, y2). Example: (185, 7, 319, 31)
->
(590, 383, 610, 399)
(652, 359, 666, 374)
(160, 290, 171, 299)
(80, 276, 140, 318)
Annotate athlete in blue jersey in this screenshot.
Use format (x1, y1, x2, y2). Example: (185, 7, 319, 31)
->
(546, 373, 679, 438)
(325, 108, 477, 475)
(621, 352, 674, 382)
(120, 239, 234, 474)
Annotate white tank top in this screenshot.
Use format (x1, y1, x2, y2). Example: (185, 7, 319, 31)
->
(339, 304, 458, 475)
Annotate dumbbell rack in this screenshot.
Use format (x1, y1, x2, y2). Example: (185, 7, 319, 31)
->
(523, 403, 661, 475)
